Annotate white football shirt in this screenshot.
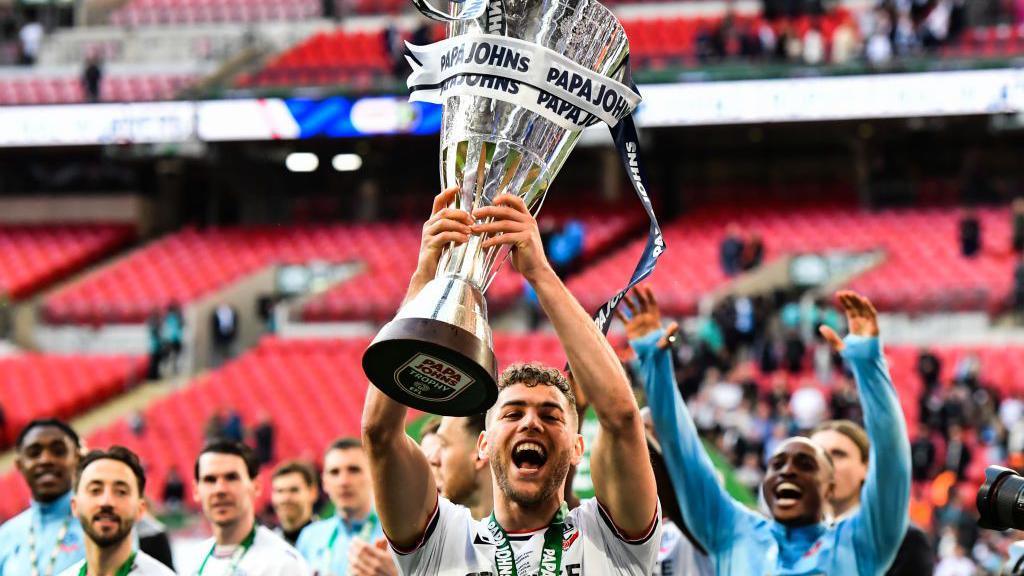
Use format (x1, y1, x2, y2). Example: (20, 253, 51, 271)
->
(653, 520, 713, 576)
(59, 550, 175, 576)
(393, 497, 661, 576)
(191, 525, 311, 576)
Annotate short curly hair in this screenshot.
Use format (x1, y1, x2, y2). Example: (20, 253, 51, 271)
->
(488, 363, 577, 424)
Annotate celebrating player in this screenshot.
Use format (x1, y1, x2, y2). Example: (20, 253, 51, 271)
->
(192, 440, 309, 575)
(59, 446, 174, 576)
(629, 286, 911, 575)
(425, 416, 492, 520)
(362, 187, 661, 575)
(0, 419, 86, 575)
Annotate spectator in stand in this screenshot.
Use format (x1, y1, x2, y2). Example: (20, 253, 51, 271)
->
(1014, 255, 1024, 323)
(831, 16, 861, 63)
(81, 52, 102, 103)
(161, 468, 184, 512)
(17, 12, 41, 66)
(720, 223, 745, 276)
(802, 21, 826, 64)
(160, 303, 184, 376)
(741, 233, 764, 271)
(253, 415, 274, 465)
(911, 430, 937, 482)
(210, 303, 238, 368)
(958, 209, 981, 257)
(917, 348, 943, 391)
(222, 409, 244, 443)
(1012, 198, 1024, 255)
(146, 312, 162, 380)
(942, 424, 972, 481)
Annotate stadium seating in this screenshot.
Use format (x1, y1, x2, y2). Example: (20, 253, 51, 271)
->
(568, 203, 1015, 316)
(0, 74, 196, 105)
(44, 213, 642, 325)
(110, 0, 320, 26)
(0, 334, 568, 519)
(236, 29, 392, 89)
(301, 211, 645, 321)
(0, 354, 147, 452)
(0, 224, 135, 299)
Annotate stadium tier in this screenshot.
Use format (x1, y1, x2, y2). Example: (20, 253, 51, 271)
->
(0, 74, 196, 106)
(236, 29, 394, 89)
(569, 203, 1016, 316)
(0, 334, 568, 520)
(0, 354, 146, 451)
(0, 224, 134, 299)
(300, 211, 645, 321)
(110, 0, 321, 26)
(42, 214, 641, 325)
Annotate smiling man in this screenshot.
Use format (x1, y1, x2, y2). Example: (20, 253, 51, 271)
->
(192, 439, 309, 576)
(0, 419, 86, 575)
(295, 437, 395, 576)
(631, 288, 910, 575)
(59, 446, 174, 576)
(270, 460, 319, 546)
(361, 188, 660, 575)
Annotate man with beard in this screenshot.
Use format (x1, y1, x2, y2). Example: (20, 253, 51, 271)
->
(811, 420, 935, 576)
(192, 440, 309, 575)
(362, 188, 661, 575)
(633, 288, 910, 575)
(296, 438, 395, 576)
(270, 460, 320, 546)
(58, 446, 174, 576)
(0, 419, 86, 575)
(425, 415, 492, 520)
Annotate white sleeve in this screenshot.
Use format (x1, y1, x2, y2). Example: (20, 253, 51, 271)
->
(390, 497, 475, 576)
(573, 499, 662, 576)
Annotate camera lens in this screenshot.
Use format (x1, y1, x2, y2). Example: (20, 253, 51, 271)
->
(977, 465, 1024, 531)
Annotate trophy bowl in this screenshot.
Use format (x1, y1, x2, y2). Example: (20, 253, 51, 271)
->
(362, 0, 632, 416)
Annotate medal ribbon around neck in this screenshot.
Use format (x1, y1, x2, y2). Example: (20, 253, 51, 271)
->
(77, 551, 136, 576)
(197, 526, 257, 576)
(28, 513, 72, 576)
(486, 503, 567, 576)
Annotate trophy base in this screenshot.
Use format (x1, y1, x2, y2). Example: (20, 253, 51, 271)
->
(362, 317, 498, 416)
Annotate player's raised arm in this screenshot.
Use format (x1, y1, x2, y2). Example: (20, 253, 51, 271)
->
(820, 291, 911, 574)
(361, 187, 474, 550)
(473, 194, 658, 538)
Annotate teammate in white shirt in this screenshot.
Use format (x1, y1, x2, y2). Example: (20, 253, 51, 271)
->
(59, 446, 174, 576)
(362, 187, 662, 576)
(425, 415, 492, 520)
(191, 440, 310, 576)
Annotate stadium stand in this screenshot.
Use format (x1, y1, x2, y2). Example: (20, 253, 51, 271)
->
(0, 353, 147, 452)
(0, 224, 134, 299)
(569, 203, 1016, 317)
(109, 0, 321, 26)
(43, 213, 642, 325)
(0, 334, 567, 519)
(300, 211, 645, 321)
(0, 73, 196, 105)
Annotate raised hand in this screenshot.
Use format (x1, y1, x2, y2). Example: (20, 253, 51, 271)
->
(348, 538, 398, 576)
(819, 290, 880, 352)
(471, 194, 552, 283)
(415, 186, 474, 281)
(615, 285, 678, 349)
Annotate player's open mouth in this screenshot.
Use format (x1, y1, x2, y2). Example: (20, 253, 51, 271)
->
(511, 441, 548, 473)
(773, 482, 803, 508)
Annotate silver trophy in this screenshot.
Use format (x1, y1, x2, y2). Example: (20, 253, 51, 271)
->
(362, 0, 632, 416)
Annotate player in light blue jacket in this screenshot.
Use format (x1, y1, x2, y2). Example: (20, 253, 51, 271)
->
(626, 288, 910, 576)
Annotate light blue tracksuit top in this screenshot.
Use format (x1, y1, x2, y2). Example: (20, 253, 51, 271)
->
(632, 330, 911, 576)
(0, 491, 85, 576)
